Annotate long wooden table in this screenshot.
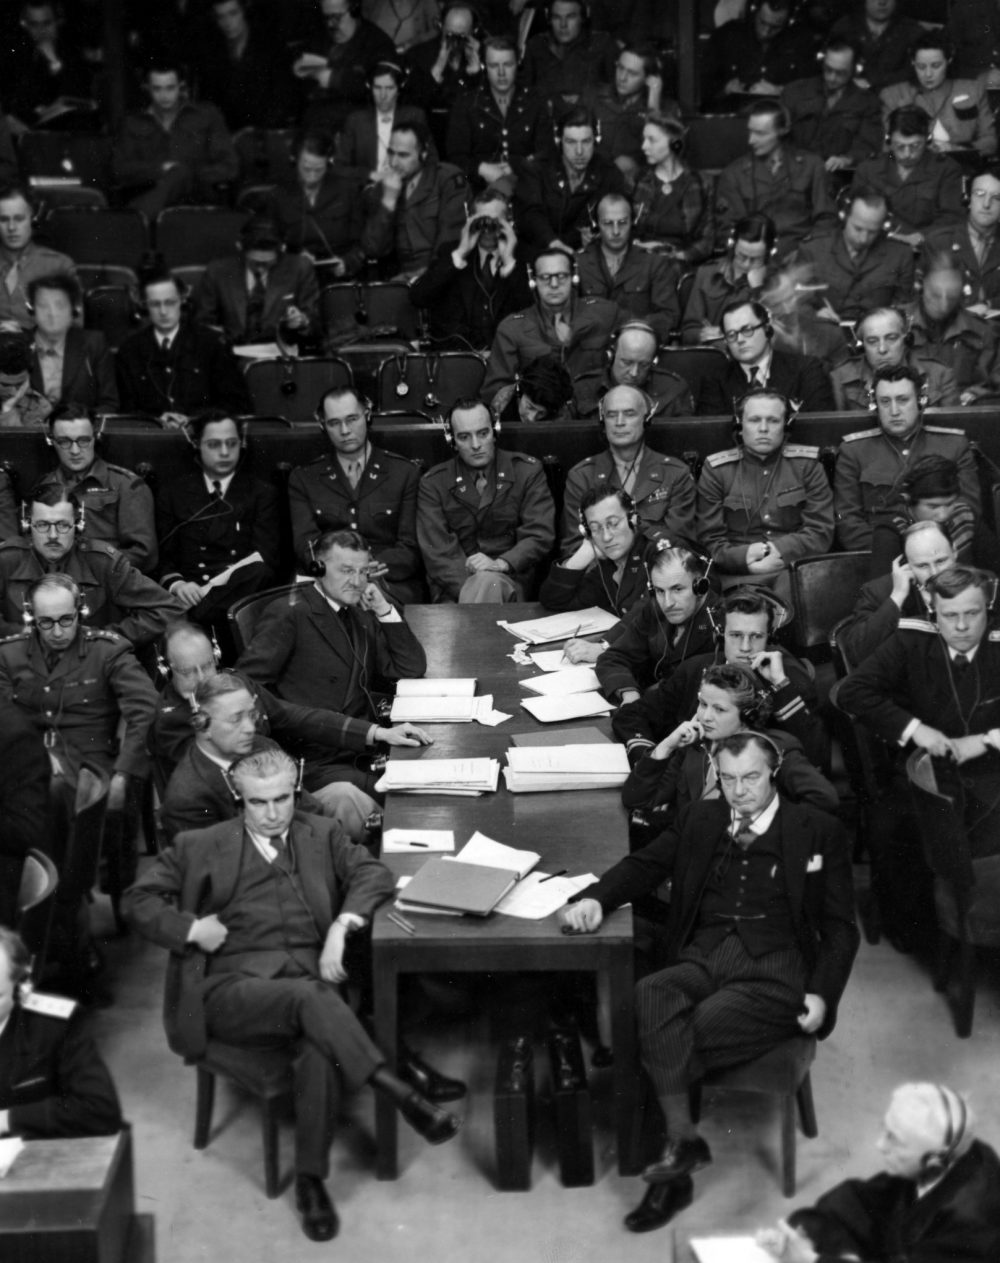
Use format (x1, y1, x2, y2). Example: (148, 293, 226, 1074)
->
(371, 603, 640, 1179)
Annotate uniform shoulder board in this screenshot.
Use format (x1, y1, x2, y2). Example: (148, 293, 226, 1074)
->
(511, 311, 525, 320)
(583, 296, 600, 305)
(783, 443, 820, 459)
(842, 428, 881, 442)
(80, 539, 122, 560)
(0, 630, 29, 643)
(705, 448, 740, 467)
(898, 617, 936, 633)
(85, 628, 125, 643)
(105, 462, 139, 479)
(510, 451, 539, 465)
(924, 425, 966, 436)
(989, 630, 1000, 641)
(0, 538, 29, 552)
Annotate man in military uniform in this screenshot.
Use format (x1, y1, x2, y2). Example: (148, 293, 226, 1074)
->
(576, 194, 680, 343)
(793, 191, 915, 324)
(923, 171, 1000, 313)
(36, 411, 157, 574)
(714, 100, 837, 262)
(416, 398, 555, 603)
(831, 307, 960, 411)
(520, 0, 617, 108)
(561, 384, 697, 556)
(902, 262, 1000, 406)
(780, 38, 882, 174)
(514, 105, 626, 256)
(834, 364, 978, 551)
(483, 247, 622, 402)
(289, 387, 423, 606)
(582, 44, 664, 179)
(0, 184, 76, 331)
(697, 386, 834, 602)
(0, 484, 182, 647)
(573, 321, 693, 421)
(359, 120, 467, 280)
(830, 0, 923, 93)
(681, 213, 776, 346)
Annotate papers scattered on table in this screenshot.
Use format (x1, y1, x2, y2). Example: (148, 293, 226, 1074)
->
(456, 830, 539, 878)
(382, 828, 455, 854)
(495, 871, 596, 919)
(520, 665, 601, 696)
(690, 1238, 774, 1263)
(529, 649, 576, 672)
(396, 678, 477, 697)
(504, 743, 630, 792)
(0, 1136, 23, 1179)
(232, 342, 283, 359)
(375, 757, 500, 795)
(389, 678, 508, 724)
(521, 692, 614, 723)
(498, 606, 619, 645)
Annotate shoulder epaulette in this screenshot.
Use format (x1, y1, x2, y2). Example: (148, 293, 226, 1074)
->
(705, 448, 741, 467)
(989, 629, 1000, 641)
(0, 538, 29, 552)
(0, 630, 29, 643)
(79, 539, 121, 559)
(84, 628, 124, 643)
(783, 443, 821, 459)
(510, 311, 526, 320)
(104, 462, 139, 479)
(924, 425, 966, 436)
(842, 428, 882, 442)
(898, 617, 936, 633)
(509, 451, 540, 465)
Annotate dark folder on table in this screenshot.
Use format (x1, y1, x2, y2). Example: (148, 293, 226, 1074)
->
(401, 857, 517, 916)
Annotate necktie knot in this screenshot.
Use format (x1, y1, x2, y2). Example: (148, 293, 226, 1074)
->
(749, 365, 760, 385)
(954, 652, 970, 672)
(732, 813, 756, 850)
(211, 479, 223, 500)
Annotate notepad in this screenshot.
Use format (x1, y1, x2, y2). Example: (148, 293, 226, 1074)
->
(390, 678, 481, 722)
(396, 679, 477, 697)
(504, 743, 630, 792)
(375, 758, 501, 795)
(520, 666, 602, 696)
(499, 606, 619, 645)
(382, 828, 455, 854)
(455, 830, 540, 879)
(521, 692, 614, 723)
(400, 856, 517, 916)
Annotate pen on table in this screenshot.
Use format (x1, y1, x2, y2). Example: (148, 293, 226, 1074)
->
(405, 841, 429, 848)
(387, 911, 416, 935)
(540, 869, 568, 882)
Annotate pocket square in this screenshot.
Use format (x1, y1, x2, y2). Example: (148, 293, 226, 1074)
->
(806, 854, 823, 873)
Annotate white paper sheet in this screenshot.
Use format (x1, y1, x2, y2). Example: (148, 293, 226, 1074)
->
(382, 829, 455, 854)
(494, 872, 596, 919)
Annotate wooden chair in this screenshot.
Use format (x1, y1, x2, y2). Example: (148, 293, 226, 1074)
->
(76, 263, 138, 292)
(320, 281, 422, 341)
(190, 1042, 294, 1198)
(688, 1036, 818, 1196)
(227, 581, 312, 657)
(375, 351, 486, 413)
(787, 551, 871, 660)
(83, 286, 141, 350)
(244, 356, 354, 424)
(154, 207, 249, 269)
(16, 848, 59, 980)
(681, 114, 749, 174)
(42, 206, 149, 271)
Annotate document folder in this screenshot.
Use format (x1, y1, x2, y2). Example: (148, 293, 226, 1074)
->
(400, 857, 517, 916)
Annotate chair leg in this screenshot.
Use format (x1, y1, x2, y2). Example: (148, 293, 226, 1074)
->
(194, 1068, 215, 1150)
(932, 930, 954, 993)
(796, 1073, 818, 1139)
(953, 940, 977, 1039)
(262, 1099, 281, 1198)
(780, 1094, 796, 1198)
(687, 1082, 703, 1125)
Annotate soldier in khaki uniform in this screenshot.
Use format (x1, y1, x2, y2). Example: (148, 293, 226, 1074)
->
(697, 386, 834, 602)
(573, 320, 693, 420)
(830, 306, 960, 410)
(834, 363, 979, 551)
(416, 399, 554, 603)
(36, 411, 157, 574)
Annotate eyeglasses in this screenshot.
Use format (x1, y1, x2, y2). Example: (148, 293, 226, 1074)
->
(51, 436, 94, 450)
(535, 272, 571, 285)
(35, 613, 77, 631)
(31, 519, 74, 534)
(723, 322, 765, 343)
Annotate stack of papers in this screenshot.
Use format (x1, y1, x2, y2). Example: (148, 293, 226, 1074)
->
(521, 692, 614, 723)
(520, 665, 601, 696)
(504, 743, 630, 792)
(390, 678, 479, 722)
(455, 830, 540, 876)
(375, 758, 500, 796)
(499, 606, 619, 645)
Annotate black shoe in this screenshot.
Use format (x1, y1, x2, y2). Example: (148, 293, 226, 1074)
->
(641, 1136, 712, 1184)
(398, 1092, 462, 1144)
(294, 1174, 339, 1242)
(399, 1047, 467, 1102)
(624, 1176, 693, 1233)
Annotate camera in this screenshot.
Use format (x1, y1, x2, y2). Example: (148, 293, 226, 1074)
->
(446, 30, 465, 48)
(470, 215, 500, 233)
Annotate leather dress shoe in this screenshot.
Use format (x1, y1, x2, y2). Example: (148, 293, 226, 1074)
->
(624, 1175, 693, 1233)
(641, 1135, 712, 1184)
(398, 1092, 462, 1144)
(294, 1174, 339, 1242)
(400, 1048, 467, 1102)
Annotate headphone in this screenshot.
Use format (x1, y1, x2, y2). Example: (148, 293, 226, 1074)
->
(22, 581, 89, 626)
(726, 214, 778, 262)
(920, 1086, 968, 1179)
(731, 386, 798, 439)
(597, 385, 655, 432)
(646, 544, 712, 598)
(155, 627, 223, 680)
(578, 488, 637, 538)
(712, 584, 793, 646)
(26, 278, 83, 321)
(926, 572, 999, 622)
(20, 498, 86, 536)
(183, 414, 249, 454)
(527, 250, 579, 292)
(441, 399, 500, 447)
(238, 216, 286, 257)
(224, 753, 305, 804)
(552, 114, 602, 150)
(44, 412, 100, 452)
(367, 59, 411, 92)
(750, 101, 791, 138)
(866, 371, 928, 413)
(315, 389, 373, 433)
(747, 729, 785, 776)
(605, 319, 658, 371)
(437, 1, 487, 39)
(836, 187, 890, 233)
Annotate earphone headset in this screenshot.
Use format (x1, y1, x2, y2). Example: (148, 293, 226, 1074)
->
(920, 1086, 968, 1179)
(224, 752, 305, 804)
(700, 664, 775, 730)
(865, 365, 928, 413)
(239, 216, 287, 257)
(605, 319, 658, 372)
(155, 627, 223, 680)
(26, 277, 83, 321)
(527, 248, 579, 292)
(836, 187, 890, 234)
(645, 544, 712, 598)
(20, 497, 85, 536)
(367, 59, 411, 93)
(44, 411, 100, 452)
(22, 580, 90, 626)
(578, 488, 637, 538)
(597, 384, 655, 432)
(437, 0, 487, 41)
(924, 571, 999, 623)
(183, 413, 249, 453)
(552, 112, 602, 150)
(711, 584, 793, 647)
(731, 386, 798, 440)
(441, 398, 501, 447)
(316, 388, 373, 433)
(725, 213, 778, 263)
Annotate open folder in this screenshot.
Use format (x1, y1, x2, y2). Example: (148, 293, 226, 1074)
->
(499, 606, 619, 645)
(389, 678, 481, 722)
(398, 857, 518, 916)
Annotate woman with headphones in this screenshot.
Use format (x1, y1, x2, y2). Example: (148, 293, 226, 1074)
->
(880, 33, 997, 158)
(632, 112, 714, 265)
(621, 662, 838, 844)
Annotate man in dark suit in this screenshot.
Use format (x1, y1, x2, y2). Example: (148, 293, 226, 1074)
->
(922, 171, 1000, 313)
(115, 272, 251, 425)
(193, 216, 320, 348)
(288, 387, 423, 606)
(238, 527, 427, 718)
(758, 1083, 1000, 1263)
(155, 410, 280, 658)
(0, 926, 122, 1140)
(561, 731, 859, 1233)
(698, 299, 834, 415)
(27, 275, 118, 415)
(0, 702, 49, 927)
(126, 745, 460, 1242)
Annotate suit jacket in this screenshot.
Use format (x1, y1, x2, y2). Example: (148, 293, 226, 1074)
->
(156, 466, 280, 588)
(359, 157, 468, 277)
(837, 576, 932, 668)
(124, 811, 395, 1057)
(193, 253, 320, 342)
(697, 348, 834, 416)
(851, 151, 965, 236)
(515, 154, 627, 254)
(408, 245, 532, 348)
(580, 796, 860, 1037)
(922, 221, 1000, 309)
(28, 328, 118, 414)
(336, 104, 432, 183)
(0, 1006, 122, 1140)
(781, 76, 883, 167)
(115, 320, 251, 417)
(237, 584, 427, 717)
(539, 535, 654, 622)
(595, 592, 725, 702)
(268, 173, 365, 267)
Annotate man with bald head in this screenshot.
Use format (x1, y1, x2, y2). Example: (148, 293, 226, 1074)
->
(903, 261, 1000, 406)
(923, 170, 1000, 313)
(561, 383, 697, 555)
(573, 321, 693, 420)
(758, 1083, 1000, 1263)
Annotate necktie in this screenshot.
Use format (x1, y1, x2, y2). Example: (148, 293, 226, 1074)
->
(732, 813, 756, 850)
(475, 473, 489, 505)
(211, 480, 223, 500)
(270, 834, 290, 871)
(953, 653, 970, 675)
(5, 260, 18, 296)
(338, 605, 353, 644)
(749, 365, 760, 385)
(347, 460, 362, 489)
(158, 335, 171, 355)
(482, 252, 496, 291)
(246, 268, 266, 338)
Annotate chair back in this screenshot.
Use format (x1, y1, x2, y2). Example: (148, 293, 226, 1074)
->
(372, 409, 437, 427)
(98, 414, 165, 435)
(154, 207, 249, 269)
(76, 263, 138, 292)
(657, 346, 726, 403)
(17, 848, 58, 915)
(905, 750, 975, 890)
(245, 356, 354, 423)
(376, 351, 486, 413)
(42, 206, 149, 270)
(320, 281, 422, 340)
(83, 285, 141, 350)
(34, 185, 107, 212)
(681, 114, 749, 172)
(20, 131, 112, 185)
(788, 552, 871, 652)
(227, 581, 312, 656)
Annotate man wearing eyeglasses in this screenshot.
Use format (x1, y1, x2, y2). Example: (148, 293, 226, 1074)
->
(0, 484, 181, 646)
(35, 411, 156, 574)
(698, 298, 833, 415)
(830, 306, 960, 411)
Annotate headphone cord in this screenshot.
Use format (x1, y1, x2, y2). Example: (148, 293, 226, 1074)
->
(157, 492, 236, 550)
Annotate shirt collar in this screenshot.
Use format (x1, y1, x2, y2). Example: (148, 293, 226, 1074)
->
(203, 471, 236, 497)
(731, 790, 780, 836)
(336, 442, 370, 477)
(950, 644, 979, 662)
(246, 828, 288, 864)
(314, 582, 348, 613)
(157, 327, 179, 350)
